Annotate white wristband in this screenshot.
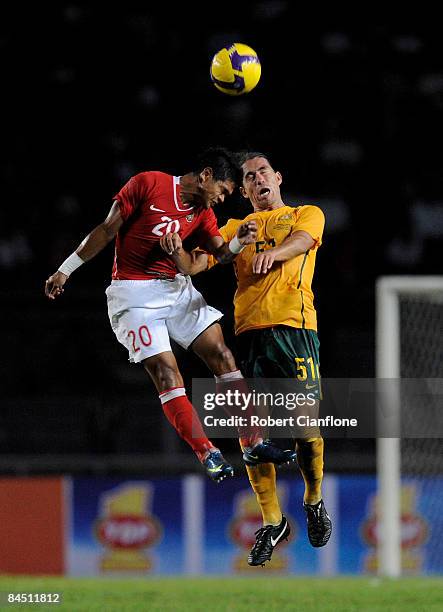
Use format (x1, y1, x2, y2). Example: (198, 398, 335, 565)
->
(228, 235, 245, 254)
(58, 252, 85, 276)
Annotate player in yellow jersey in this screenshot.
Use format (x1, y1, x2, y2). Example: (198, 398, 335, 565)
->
(160, 151, 332, 566)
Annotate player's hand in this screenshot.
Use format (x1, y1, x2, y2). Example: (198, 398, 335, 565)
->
(252, 250, 277, 274)
(237, 221, 257, 246)
(160, 232, 183, 256)
(45, 271, 68, 300)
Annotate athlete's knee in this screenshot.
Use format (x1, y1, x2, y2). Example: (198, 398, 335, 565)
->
(212, 343, 236, 371)
(143, 357, 183, 391)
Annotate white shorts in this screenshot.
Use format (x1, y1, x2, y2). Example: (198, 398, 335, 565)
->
(105, 275, 223, 363)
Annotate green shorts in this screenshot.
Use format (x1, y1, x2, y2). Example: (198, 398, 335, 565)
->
(236, 326, 321, 398)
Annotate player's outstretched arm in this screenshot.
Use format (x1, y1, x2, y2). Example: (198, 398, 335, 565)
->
(252, 230, 315, 274)
(159, 233, 208, 275)
(45, 202, 124, 299)
(207, 221, 257, 264)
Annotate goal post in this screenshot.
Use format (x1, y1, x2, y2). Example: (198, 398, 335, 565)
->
(376, 276, 443, 577)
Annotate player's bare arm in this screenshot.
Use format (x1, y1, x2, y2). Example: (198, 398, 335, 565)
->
(160, 221, 258, 274)
(252, 230, 315, 274)
(45, 202, 123, 299)
(159, 233, 208, 275)
(208, 220, 257, 264)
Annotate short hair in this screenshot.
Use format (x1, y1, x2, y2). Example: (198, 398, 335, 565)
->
(193, 147, 242, 185)
(236, 150, 273, 167)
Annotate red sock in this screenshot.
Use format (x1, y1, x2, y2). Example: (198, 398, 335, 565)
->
(215, 370, 262, 448)
(159, 387, 215, 462)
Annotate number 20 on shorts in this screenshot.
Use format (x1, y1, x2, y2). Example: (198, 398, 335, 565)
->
(128, 325, 152, 353)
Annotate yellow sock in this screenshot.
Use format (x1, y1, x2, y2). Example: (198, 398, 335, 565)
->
(245, 462, 282, 526)
(296, 437, 324, 505)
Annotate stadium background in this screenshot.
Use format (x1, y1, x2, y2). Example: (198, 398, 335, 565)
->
(1, 5, 442, 578)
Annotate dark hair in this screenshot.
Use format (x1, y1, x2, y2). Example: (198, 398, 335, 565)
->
(236, 150, 273, 167)
(194, 147, 242, 185)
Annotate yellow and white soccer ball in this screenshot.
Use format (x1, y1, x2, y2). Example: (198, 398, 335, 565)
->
(210, 43, 261, 96)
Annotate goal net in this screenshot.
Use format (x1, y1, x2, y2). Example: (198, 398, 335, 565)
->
(376, 276, 443, 576)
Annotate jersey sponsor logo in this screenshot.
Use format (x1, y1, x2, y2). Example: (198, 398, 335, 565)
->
(150, 204, 166, 213)
(278, 213, 292, 221)
(272, 224, 291, 230)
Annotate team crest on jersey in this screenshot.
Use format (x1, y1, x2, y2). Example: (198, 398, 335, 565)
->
(273, 213, 292, 230)
(186, 213, 194, 222)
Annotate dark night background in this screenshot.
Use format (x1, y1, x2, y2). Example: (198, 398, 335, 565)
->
(1, 6, 442, 474)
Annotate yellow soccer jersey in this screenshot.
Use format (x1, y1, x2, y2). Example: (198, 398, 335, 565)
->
(209, 205, 324, 335)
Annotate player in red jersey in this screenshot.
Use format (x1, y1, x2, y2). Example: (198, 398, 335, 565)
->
(45, 148, 295, 481)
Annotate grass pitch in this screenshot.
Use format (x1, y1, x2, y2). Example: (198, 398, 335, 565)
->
(0, 576, 442, 611)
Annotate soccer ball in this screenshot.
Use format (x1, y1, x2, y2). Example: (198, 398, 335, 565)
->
(210, 43, 261, 96)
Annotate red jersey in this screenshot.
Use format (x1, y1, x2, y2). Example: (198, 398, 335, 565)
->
(112, 171, 221, 280)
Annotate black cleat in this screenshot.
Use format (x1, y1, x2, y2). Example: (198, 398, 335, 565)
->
(303, 499, 332, 547)
(203, 450, 234, 483)
(248, 515, 290, 566)
(243, 440, 297, 467)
